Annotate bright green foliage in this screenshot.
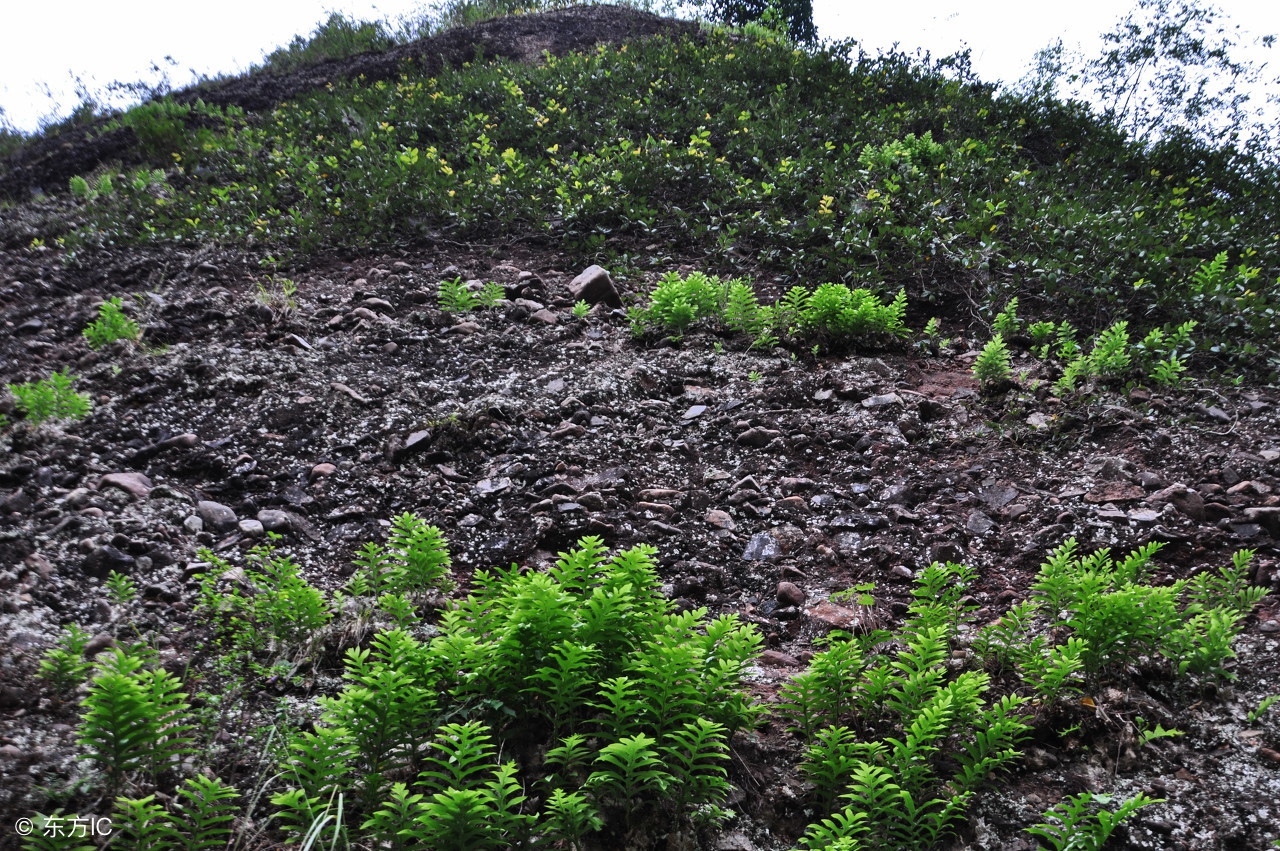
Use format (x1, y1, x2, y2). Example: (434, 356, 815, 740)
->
(630, 271, 907, 350)
(106, 570, 138, 606)
(992, 297, 1020, 337)
(348, 512, 455, 598)
(1088, 320, 1131, 377)
(571, 299, 590, 318)
(173, 775, 240, 851)
(271, 534, 762, 842)
(1026, 792, 1163, 851)
(978, 539, 1265, 683)
(194, 539, 331, 659)
(110, 795, 178, 849)
(1248, 695, 1280, 724)
(788, 565, 1031, 850)
(262, 11, 395, 73)
(78, 648, 195, 793)
(37, 624, 95, 696)
(45, 25, 1280, 374)
(438, 277, 504, 312)
(8, 370, 92, 425)
(972, 335, 1012, 389)
(83, 296, 142, 349)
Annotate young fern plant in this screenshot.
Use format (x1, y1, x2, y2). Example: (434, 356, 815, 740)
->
(973, 335, 1012, 391)
(78, 647, 195, 794)
(1026, 792, 1163, 851)
(37, 624, 95, 696)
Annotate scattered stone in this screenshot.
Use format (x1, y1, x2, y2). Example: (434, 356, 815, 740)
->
(238, 519, 265, 538)
(98, 472, 153, 498)
(639, 488, 683, 502)
(682, 405, 707, 420)
(1242, 507, 1280, 536)
(549, 423, 587, 439)
(1084, 482, 1145, 503)
(182, 515, 204, 534)
(196, 500, 238, 532)
(257, 510, 291, 533)
(891, 565, 915, 580)
(861, 393, 902, 408)
(980, 484, 1019, 511)
(758, 650, 801, 668)
(737, 427, 781, 447)
(310, 463, 338, 480)
(568, 264, 623, 308)
(1128, 508, 1161, 523)
(475, 477, 513, 496)
(83, 545, 134, 579)
(531, 308, 559, 325)
(1137, 470, 1166, 490)
(705, 509, 735, 529)
(742, 532, 781, 561)
(1026, 412, 1050, 429)
(159, 433, 200, 449)
(776, 581, 806, 607)
(806, 600, 863, 633)
(83, 633, 116, 657)
(1147, 485, 1206, 521)
(330, 382, 371, 404)
(966, 510, 995, 534)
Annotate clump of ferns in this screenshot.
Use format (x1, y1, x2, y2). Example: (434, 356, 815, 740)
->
(270, 535, 763, 847)
(782, 562, 1032, 850)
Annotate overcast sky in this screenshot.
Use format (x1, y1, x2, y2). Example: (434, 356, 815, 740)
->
(2, 1, 1278, 132)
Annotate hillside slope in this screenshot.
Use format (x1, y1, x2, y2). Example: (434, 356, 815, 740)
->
(1, 6, 1279, 851)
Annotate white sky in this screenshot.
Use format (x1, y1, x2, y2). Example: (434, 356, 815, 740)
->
(1, 1, 1278, 132)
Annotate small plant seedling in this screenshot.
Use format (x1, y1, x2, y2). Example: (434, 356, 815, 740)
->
(106, 571, 138, 606)
(83, 297, 142, 349)
(1248, 695, 1279, 724)
(1134, 717, 1183, 746)
(572, 300, 591, 319)
(7, 370, 92, 425)
(748, 370, 763, 382)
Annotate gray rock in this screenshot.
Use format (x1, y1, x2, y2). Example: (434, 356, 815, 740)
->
(568, 265, 623, 308)
(705, 509, 735, 530)
(196, 500, 237, 532)
(83, 545, 134, 579)
(966, 510, 995, 534)
(238, 519, 265, 538)
(257, 509, 291, 532)
(861, 393, 903, 408)
(1243, 506, 1280, 536)
(742, 532, 781, 561)
(1147, 485, 1205, 521)
(682, 405, 707, 420)
(182, 515, 204, 534)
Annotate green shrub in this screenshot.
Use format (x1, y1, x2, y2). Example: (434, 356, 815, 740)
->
(8, 370, 92, 425)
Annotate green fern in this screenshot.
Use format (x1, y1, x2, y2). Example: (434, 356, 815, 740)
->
(78, 649, 194, 792)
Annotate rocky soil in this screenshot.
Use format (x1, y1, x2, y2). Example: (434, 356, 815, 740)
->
(0, 239, 1278, 850)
